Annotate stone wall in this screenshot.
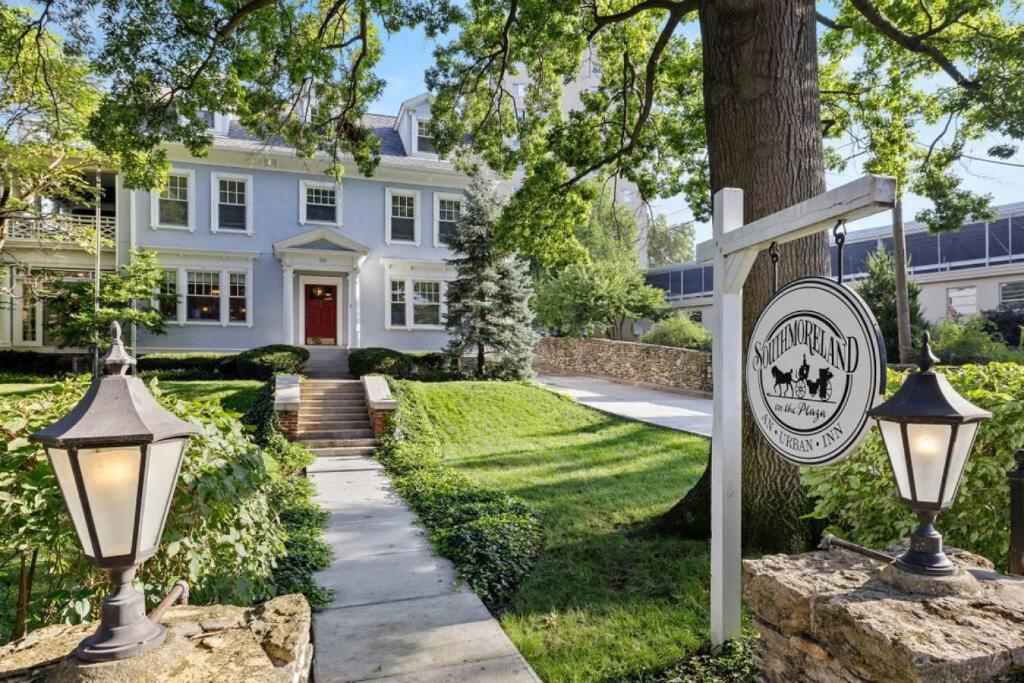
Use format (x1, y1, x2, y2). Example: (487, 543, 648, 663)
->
(743, 548, 1024, 682)
(532, 337, 713, 396)
(0, 594, 312, 682)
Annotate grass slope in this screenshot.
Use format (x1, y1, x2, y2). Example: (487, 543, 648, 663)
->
(395, 380, 711, 682)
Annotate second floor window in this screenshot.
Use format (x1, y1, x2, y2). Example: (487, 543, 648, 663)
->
(217, 178, 248, 231)
(436, 197, 462, 245)
(389, 191, 417, 243)
(306, 186, 337, 223)
(159, 174, 190, 227)
(187, 271, 220, 321)
(416, 119, 435, 154)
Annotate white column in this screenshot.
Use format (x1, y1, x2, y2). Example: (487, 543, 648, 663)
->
(0, 267, 11, 347)
(282, 266, 294, 344)
(711, 188, 745, 647)
(177, 267, 187, 324)
(353, 267, 361, 348)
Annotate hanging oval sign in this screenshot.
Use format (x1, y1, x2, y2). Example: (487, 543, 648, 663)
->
(746, 276, 886, 466)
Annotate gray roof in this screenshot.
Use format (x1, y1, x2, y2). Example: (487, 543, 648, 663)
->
(225, 112, 407, 157)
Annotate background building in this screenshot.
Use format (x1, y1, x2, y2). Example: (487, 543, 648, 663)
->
(645, 201, 1024, 331)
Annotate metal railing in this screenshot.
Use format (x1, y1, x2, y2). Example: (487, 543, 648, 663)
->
(7, 214, 117, 243)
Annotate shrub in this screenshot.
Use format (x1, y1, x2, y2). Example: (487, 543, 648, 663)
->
(983, 307, 1024, 349)
(376, 380, 542, 608)
(640, 315, 711, 351)
(236, 344, 309, 380)
(137, 352, 238, 380)
(0, 378, 288, 641)
(0, 350, 65, 376)
(930, 315, 1021, 365)
(349, 347, 415, 377)
(803, 363, 1024, 570)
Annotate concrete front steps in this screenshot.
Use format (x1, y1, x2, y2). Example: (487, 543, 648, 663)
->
(297, 379, 379, 458)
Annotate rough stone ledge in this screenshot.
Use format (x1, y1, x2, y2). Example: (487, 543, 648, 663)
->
(0, 594, 312, 683)
(743, 548, 1024, 682)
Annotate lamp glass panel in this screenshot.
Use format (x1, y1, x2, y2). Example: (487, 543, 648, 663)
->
(906, 423, 953, 503)
(941, 422, 979, 507)
(78, 447, 141, 558)
(47, 448, 94, 557)
(878, 421, 911, 499)
(138, 439, 187, 553)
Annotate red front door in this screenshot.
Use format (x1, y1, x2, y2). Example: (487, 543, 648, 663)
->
(304, 284, 337, 345)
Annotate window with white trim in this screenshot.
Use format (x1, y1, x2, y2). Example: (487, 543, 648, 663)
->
(186, 271, 220, 321)
(216, 178, 248, 231)
(416, 119, 435, 154)
(413, 281, 442, 326)
(1001, 281, 1024, 310)
(436, 196, 462, 245)
(20, 283, 38, 342)
(157, 173, 191, 228)
(946, 286, 977, 316)
(390, 280, 406, 327)
(228, 272, 247, 322)
(158, 269, 178, 318)
(304, 183, 338, 224)
(388, 190, 417, 243)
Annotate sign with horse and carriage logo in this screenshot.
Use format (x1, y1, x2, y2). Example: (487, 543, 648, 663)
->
(746, 276, 887, 466)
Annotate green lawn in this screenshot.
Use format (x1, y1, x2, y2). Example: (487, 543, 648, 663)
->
(399, 381, 712, 681)
(0, 378, 262, 415)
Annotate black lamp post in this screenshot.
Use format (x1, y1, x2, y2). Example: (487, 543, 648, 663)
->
(30, 322, 199, 661)
(867, 332, 991, 576)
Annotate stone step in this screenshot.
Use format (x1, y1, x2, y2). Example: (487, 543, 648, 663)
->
(301, 389, 364, 397)
(297, 428, 375, 440)
(301, 399, 366, 407)
(308, 447, 379, 459)
(301, 437, 380, 449)
(299, 408, 369, 418)
(298, 419, 371, 430)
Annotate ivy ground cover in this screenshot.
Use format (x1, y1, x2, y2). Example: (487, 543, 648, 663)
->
(389, 380, 711, 681)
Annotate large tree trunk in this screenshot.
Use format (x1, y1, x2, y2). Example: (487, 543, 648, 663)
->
(650, 0, 828, 554)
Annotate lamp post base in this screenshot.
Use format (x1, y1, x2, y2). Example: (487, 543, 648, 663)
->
(895, 511, 957, 577)
(76, 566, 166, 663)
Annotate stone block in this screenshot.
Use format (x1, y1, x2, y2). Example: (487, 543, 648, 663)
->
(743, 548, 1024, 682)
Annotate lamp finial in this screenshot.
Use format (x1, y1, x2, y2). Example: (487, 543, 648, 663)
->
(918, 331, 939, 372)
(101, 321, 135, 376)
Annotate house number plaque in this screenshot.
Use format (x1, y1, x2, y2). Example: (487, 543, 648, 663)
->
(746, 277, 886, 466)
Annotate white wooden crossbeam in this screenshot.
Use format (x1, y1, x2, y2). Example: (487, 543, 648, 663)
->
(696, 175, 896, 263)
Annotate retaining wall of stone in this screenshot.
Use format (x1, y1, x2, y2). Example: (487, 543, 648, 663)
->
(532, 337, 713, 396)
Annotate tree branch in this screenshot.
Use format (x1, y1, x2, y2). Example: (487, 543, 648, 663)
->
(815, 12, 849, 31)
(848, 0, 979, 90)
(587, 0, 696, 41)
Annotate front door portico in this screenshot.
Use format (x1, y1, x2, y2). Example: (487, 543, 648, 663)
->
(274, 227, 369, 349)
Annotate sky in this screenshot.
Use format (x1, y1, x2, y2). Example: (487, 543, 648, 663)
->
(373, 22, 1024, 244)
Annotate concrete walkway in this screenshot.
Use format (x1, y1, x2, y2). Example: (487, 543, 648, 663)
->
(310, 455, 539, 682)
(537, 374, 713, 437)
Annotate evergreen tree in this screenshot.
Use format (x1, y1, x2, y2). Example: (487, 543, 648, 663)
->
(856, 245, 927, 362)
(443, 176, 537, 379)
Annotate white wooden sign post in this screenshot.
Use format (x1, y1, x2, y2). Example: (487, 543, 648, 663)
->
(696, 175, 897, 646)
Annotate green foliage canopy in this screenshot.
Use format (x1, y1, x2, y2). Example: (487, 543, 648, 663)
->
(640, 314, 711, 351)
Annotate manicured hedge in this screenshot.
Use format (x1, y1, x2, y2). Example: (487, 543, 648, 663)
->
(0, 350, 66, 376)
(137, 352, 238, 379)
(376, 380, 542, 608)
(236, 345, 309, 380)
(349, 347, 453, 379)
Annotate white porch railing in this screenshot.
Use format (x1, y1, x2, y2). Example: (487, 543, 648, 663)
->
(6, 214, 117, 244)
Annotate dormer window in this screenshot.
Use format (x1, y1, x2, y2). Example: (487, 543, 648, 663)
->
(416, 119, 436, 154)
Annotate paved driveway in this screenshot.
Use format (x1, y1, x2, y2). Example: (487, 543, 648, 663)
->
(537, 374, 713, 437)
